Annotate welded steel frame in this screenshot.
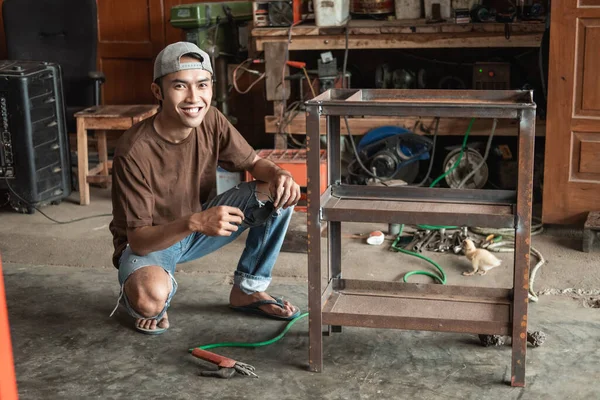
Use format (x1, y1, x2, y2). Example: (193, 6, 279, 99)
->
(305, 89, 535, 387)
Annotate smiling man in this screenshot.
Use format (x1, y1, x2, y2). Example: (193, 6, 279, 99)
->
(108, 42, 302, 334)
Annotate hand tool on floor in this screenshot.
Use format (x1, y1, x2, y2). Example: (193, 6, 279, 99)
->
(189, 312, 309, 379)
(191, 348, 258, 379)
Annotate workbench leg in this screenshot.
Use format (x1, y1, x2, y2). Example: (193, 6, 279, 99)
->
(96, 130, 109, 189)
(323, 221, 342, 335)
(511, 109, 535, 387)
(76, 118, 90, 205)
(582, 228, 594, 253)
(264, 42, 290, 150)
(274, 102, 287, 149)
(307, 105, 323, 372)
(582, 211, 599, 253)
(326, 115, 342, 334)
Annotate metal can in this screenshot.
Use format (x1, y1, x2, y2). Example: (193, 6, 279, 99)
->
(351, 0, 394, 14)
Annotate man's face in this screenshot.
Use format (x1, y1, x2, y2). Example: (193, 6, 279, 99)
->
(151, 56, 213, 129)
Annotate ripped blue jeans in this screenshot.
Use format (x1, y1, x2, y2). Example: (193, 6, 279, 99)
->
(110, 181, 294, 321)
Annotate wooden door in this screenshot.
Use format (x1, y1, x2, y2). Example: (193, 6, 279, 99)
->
(0, 0, 6, 59)
(543, 0, 600, 224)
(97, 0, 166, 104)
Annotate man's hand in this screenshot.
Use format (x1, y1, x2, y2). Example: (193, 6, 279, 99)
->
(189, 206, 245, 236)
(269, 171, 301, 209)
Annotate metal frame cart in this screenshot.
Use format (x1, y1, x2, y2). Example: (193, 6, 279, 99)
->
(305, 89, 535, 387)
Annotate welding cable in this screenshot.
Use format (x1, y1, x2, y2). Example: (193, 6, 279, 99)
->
(469, 222, 545, 302)
(341, 17, 430, 184)
(391, 224, 447, 285)
(189, 312, 309, 352)
(457, 118, 497, 189)
(1, 177, 112, 224)
(232, 59, 265, 95)
(412, 118, 475, 230)
(302, 67, 317, 98)
(428, 117, 474, 188)
(413, 117, 440, 187)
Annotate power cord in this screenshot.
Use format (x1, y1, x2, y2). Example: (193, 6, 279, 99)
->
(232, 58, 266, 95)
(469, 223, 545, 302)
(414, 117, 440, 187)
(1, 177, 112, 224)
(457, 118, 497, 189)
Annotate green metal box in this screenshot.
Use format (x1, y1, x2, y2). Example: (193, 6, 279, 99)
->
(170, 2, 252, 28)
(170, 2, 252, 55)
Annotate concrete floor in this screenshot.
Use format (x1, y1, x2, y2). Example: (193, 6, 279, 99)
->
(1, 187, 600, 399)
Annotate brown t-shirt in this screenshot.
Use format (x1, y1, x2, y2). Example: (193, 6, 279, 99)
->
(109, 107, 257, 268)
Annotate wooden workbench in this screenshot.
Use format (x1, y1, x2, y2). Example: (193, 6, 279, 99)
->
(251, 19, 546, 148)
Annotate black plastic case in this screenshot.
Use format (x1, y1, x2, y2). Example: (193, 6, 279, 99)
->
(0, 60, 71, 213)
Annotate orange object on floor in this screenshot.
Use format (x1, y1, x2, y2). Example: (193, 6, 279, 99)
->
(246, 149, 327, 212)
(0, 254, 18, 400)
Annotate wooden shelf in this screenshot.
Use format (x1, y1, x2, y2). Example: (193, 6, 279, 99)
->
(265, 114, 546, 136)
(252, 20, 545, 51)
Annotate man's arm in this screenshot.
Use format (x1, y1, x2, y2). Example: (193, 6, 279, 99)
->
(247, 155, 301, 209)
(127, 206, 245, 256)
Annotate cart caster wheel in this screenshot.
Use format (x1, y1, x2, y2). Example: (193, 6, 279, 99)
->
(527, 330, 547, 347)
(479, 334, 505, 347)
(26, 206, 35, 215)
(51, 200, 61, 206)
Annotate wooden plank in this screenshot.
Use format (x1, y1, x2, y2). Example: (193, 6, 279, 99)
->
(83, 118, 135, 130)
(75, 105, 158, 118)
(87, 163, 106, 176)
(76, 117, 89, 206)
(87, 175, 112, 184)
(273, 102, 288, 149)
(256, 33, 543, 51)
(251, 21, 546, 37)
(264, 41, 290, 149)
(265, 114, 546, 136)
(264, 42, 289, 101)
(96, 131, 109, 189)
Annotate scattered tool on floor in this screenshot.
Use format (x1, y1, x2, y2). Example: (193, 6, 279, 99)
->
(189, 312, 309, 379)
(191, 348, 258, 379)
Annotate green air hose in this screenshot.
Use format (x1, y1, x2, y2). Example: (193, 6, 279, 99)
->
(416, 117, 475, 231)
(392, 224, 447, 284)
(187, 120, 483, 352)
(189, 312, 308, 353)
(428, 117, 474, 188)
(397, 118, 476, 283)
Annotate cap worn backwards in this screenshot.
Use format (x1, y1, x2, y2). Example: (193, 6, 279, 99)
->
(153, 41, 213, 81)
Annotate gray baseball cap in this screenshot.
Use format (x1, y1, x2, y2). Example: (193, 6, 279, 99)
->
(153, 41, 213, 81)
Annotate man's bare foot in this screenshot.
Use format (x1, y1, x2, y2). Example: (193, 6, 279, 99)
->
(229, 285, 298, 319)
(136, 312, 170, 331)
